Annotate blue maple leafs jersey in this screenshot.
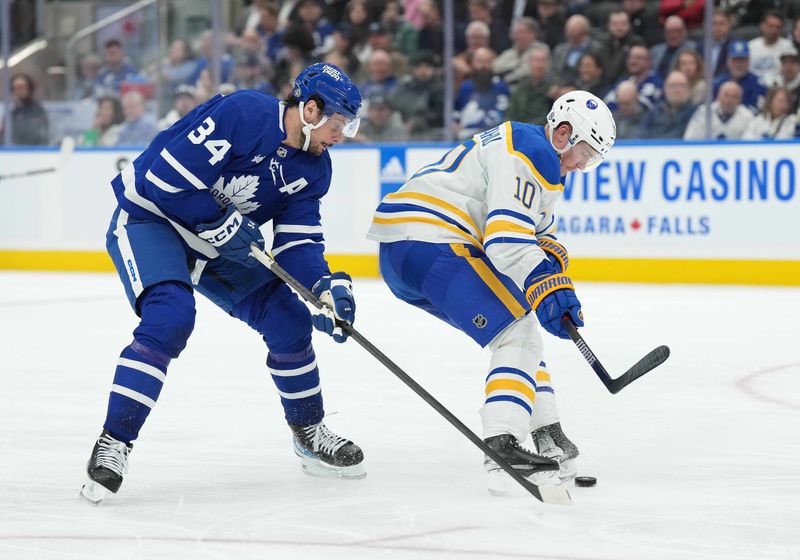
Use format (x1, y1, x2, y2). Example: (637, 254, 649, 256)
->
(110, 90, 333, 288)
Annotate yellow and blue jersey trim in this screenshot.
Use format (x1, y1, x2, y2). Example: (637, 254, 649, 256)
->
(504, 122, 563, 192)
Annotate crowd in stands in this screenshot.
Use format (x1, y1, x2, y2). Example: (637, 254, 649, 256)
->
(5, 0, 800, 146)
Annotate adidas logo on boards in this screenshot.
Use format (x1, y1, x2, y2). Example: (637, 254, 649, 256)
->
(380, 156, 406, 183)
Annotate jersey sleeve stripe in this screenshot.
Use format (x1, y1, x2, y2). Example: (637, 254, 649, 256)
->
(145, 170, 184, 194)
(485, 219, 536, 238)
(483, 237, 539, 250)
(504, 122, 563, 192)
(160, 148, 208, 190)
(272, 238, 320, 256)
(385, 190, 482, 240)
(487, 208, 537, 227)
(274, 224, 324, 234)
(449, 243, 527, 318)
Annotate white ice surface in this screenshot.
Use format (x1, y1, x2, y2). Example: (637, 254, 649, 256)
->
(1, 272, 799, 560)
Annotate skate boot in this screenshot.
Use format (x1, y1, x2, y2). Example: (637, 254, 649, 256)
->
(483, 434, 560, 496)
(532, 422, 579, 483)
(80, 430, 133, 504)
(289, 422, 366, 479)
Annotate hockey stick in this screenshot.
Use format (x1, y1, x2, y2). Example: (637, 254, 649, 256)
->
(561, 316, 670, 394)
(0, 136, 75, 182)
(250, 245, 571, 505)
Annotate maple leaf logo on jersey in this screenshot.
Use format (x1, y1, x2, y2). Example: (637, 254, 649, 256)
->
(220, 175, 261, 214)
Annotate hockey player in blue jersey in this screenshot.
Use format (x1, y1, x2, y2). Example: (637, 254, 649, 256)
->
(81, 63, 366, 504)
(367, 91, 616, 496)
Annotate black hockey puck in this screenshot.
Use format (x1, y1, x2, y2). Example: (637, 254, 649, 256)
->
(574, 476, 597, 487)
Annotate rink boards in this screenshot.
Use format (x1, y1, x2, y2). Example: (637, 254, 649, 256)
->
(1, 140, 798, 285)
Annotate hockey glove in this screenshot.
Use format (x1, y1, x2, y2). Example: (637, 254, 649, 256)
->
(311, 272, 355, 343)
(196, 205, 265, 267)
(538, 238, 569, 273)
(524, 259, 583, 339)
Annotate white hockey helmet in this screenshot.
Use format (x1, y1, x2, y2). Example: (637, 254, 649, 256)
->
(546, 90, 616, 171)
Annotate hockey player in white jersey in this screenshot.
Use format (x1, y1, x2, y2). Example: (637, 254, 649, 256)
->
(367, 91, 616, 492)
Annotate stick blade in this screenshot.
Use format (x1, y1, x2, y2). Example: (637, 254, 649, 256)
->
(538, 485, 573, 505)
(610, 345, 671, 394)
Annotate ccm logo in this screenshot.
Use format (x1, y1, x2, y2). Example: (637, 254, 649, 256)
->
(198, 211, 243, 246)
(126, 259, 138, 282)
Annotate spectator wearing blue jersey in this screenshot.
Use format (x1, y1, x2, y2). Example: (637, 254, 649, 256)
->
(454, 47, 510, 140)
(712, 40, 767, 111)
(359, 49, 398, 99)
(635, 70, 696, 138)
(604, 44, 663, 111)
(189, 30, 235, 86)
(80, 63, 368, 505)
(95, 39, 140, 96)
(291, 0, 335, 57)
(255, 1, 284, 62)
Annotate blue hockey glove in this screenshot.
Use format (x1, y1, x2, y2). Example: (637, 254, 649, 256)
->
(196, 205, 265, 267)
(311, 272, 355, 343)
(524, 259, 583, 339)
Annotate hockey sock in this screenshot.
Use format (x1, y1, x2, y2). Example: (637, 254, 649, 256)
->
(103, 340, 170, 443)
(481, 314, 542, 442)
(267, 345, 324, 426)
(530, 361, 560, 432)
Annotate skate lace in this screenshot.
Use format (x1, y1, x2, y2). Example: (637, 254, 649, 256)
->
(309, 423, 348, 456)
(96, 434, 130, 475)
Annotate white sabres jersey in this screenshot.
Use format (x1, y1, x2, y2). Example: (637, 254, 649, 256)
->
(367, 121, 565, 289)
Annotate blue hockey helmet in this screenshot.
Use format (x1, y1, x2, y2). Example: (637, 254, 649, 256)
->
(291, 63, 362, 139)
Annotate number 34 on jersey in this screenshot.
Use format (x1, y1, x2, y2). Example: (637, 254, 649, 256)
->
(188, 117, 232, 165)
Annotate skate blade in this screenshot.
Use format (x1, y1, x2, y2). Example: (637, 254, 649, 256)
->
(486, 467, 511, 496)
(558, 458, 577, 483)
(298, 456, 367, 480)
(79, 479, 108, 505)
(486, 467, 571, 504)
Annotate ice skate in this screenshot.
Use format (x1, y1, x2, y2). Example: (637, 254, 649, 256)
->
(80, 430, 132, 505)
(290, 422, 366, 479)
(483, 434, 561, 496)
(532, 422, 579, 483)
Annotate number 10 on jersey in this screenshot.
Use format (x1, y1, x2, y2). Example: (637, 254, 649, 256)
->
(514, 176, 535, 209)
(188, 117, 232, 165)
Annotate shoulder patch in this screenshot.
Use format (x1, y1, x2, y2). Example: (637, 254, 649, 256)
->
(505, 122, 563, 191)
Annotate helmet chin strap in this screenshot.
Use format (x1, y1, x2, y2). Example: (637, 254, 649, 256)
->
(298, 101, 329, 151)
